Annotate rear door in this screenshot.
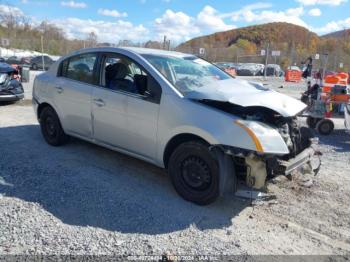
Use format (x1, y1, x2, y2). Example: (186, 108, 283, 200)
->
(54, 52, 98, 138)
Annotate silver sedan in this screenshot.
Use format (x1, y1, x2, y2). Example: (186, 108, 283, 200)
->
(33, 47, 319, 205)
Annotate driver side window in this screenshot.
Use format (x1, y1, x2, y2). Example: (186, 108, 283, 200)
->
(102, 54, 149, 96)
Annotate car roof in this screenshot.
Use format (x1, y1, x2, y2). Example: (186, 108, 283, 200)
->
(49, 47, 197, 75)
(71, 47, 193, 59)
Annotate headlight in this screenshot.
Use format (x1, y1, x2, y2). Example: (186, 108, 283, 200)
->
(0, 73, 8, 85)
(235, 120, 264, 153)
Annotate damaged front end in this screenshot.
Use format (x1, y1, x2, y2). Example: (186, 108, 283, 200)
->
(201, 100, 321, 191)
(0, 64, 24, 102)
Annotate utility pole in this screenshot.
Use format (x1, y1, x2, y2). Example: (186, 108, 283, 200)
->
(163, 35, 167, 50)
(322, 53, 329, 85)
(41, 35, 45, 71)
(264, 42, 270, 79)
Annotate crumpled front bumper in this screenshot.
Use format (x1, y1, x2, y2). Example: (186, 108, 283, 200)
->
(268, 141, 321, 176)
(275, 147, 320, 175)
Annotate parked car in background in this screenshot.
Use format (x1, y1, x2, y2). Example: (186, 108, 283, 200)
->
(264, 64, 284, 77)
(287, 65, 301, 71)
(0, 62, 24, 102)
(236, 63, 264, 76)
(214, 62, 238, 76)
(33, 47, 319, 205)
(20, 56, 32, 65)
(0, 57, 6, 63)
(6, 56, 22, 65)
(215, 62, 241, 70)
(30, 55, 54, 70)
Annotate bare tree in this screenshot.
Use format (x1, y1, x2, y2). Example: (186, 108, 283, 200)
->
(86, 32, 98, 48)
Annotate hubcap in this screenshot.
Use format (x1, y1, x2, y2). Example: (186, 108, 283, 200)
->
(45, 117, 56, 137)
(181, 156, 211, 190)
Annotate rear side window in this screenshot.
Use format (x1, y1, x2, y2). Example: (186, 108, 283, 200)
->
(60, 53, 98, 85)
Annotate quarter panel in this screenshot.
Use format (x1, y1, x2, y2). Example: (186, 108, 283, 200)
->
(155, 94, 255, 166)
(33, 72, 64, 121)
(155, 94, 289, 166)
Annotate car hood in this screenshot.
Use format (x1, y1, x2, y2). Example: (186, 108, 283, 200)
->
(185, 78, 307, 117)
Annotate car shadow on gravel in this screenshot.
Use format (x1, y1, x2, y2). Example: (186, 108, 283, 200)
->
(0, 125, 249, 235)
(317, 129, 350, 153)
(0, 101, 17, 106)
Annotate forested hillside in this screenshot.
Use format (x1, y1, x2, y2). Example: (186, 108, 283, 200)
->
(0, 11, 98, 56)
(177, 22, 350, 71)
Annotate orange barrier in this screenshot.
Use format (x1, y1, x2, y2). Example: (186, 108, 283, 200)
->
(285, 70, 302, 82)
(321, 73, 350, 103)
(323, 75, 338, 93)
(332, 94, 350, 103)
(323, 73, 349, 93)
(335, 72, 348, 86)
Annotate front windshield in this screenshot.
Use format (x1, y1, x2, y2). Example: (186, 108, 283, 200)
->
(142, 54, 231, 94)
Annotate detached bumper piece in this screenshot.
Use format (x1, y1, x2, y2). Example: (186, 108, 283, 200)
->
(272, 147, 321, 176)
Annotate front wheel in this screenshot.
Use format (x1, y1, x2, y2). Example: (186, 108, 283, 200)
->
(168, 141, 220, 205)
(40, 106, 69, 146)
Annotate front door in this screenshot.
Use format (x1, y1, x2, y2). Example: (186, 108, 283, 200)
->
(92, 53, 161, 160)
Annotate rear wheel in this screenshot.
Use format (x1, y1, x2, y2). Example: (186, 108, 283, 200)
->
(316, 119, 334, 135)
(40, 106, 69, 146)
(168, 141, 219, 205)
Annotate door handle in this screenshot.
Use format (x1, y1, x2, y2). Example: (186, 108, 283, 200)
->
(93, 98, 106, 107)
(55, 86, 63, 94)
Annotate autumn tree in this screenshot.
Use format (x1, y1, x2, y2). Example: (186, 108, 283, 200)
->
(235, 39, 257, 55)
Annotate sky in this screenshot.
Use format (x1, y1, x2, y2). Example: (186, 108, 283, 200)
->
(1, 0, 350, 44)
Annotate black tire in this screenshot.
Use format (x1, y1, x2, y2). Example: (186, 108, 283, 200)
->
(168, 141, 219, 205)
(40, 106, 69, 146)
(316, 119, 334, 135)
(306, 116, 321, 129)
(32, 63, 37, 70)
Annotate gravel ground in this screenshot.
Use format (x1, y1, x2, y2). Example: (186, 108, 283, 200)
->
(0, 75, 350, 257)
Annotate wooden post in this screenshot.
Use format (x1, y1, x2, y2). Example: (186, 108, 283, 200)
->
(41, 35, 45, 71)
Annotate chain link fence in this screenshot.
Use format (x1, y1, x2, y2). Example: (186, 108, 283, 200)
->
(175, 45, 349, 73)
